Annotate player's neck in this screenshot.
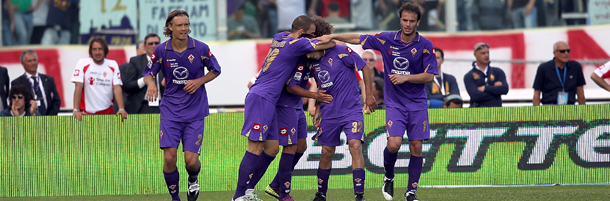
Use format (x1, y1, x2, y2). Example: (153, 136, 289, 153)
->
(400, 31, 416, 43)
(288, 32, 300, 39)
(172, 37, 189, 52)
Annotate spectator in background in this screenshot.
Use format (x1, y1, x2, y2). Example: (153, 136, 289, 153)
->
(591, 61, 610, 93)
(324, 1, 349, 32)
(377, 0, 402, 30)
(11, 0, 33, 45)
(0, 85, 39, 116)
(276, 0, 306, 32)
(464, 42, 509, 107)
(509, 0, 537, 28)
(361, 49, 383, 79)
(228, 5, 261, 40)
(372, 76, 385, 109)
(41, 0, 77, 45)
(350, 0, 374, 30)
(257, 0, 278, 38)
(2, 0, 16, 46)
(120, 33, 164, 114)
(10, 50, 61, 115)
(30, 0, 48, 44)
(425, 47, 459, 108)
(472, 0, 511, 30)
(0, 66, 9, 111)
(457, 0, 475, 31)
(71, 38, 127, 121)
(136, 40, 146, 55)
(443, 93, 463, 108)
(533, 41, 585, 105)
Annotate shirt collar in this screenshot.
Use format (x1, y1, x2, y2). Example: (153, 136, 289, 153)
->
(472, 62, 489, 75)
(25, 71, 39, 78)
(164, 36, 195, 50)
(393, 31, 421, 43)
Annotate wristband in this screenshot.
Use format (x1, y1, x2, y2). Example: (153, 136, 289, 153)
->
(73, 109, 81, 113)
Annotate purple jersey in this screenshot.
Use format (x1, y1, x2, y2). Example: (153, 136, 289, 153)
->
(249, 32, 318, 105)
(310, 45, 367, 119)
(360, 32, 438, 111)
(278, 56, 310, 108)
(143, 37, 222, 121)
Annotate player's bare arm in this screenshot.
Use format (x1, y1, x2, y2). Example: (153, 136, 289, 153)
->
(286, 85, 333, 103)
(389, 72, 435, 85)
(143, 74, 158, 102)
(113, 85, 128, 121)
(313, 103, 321, 127)
(184, 70, 220, 94)
(314, 33, 361, 44)
(591, 73, 610, 92)
(313, 40, 336, 51)
(361, 66, 377, 113)
(73, 82, 84, 121)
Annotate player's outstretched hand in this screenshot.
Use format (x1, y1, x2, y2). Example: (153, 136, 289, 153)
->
(146, 84, 158, 102)
(365, 95, 376, 113)
(184, 79, 203, 94)
(116, 110, 128, 122)
(389, 74, 409, 85)
(314, 90, 333, 103)
(314, 35, 333, 44)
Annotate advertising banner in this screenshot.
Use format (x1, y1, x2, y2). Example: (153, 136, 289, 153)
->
(79, 0, 138, 45)
(1, 105, 608, 197)
(138, 0, 217, 41)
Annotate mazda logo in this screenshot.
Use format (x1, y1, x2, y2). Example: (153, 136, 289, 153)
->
(173, 67, 189, 79)
(393, 57, 409, 70)
(318, 70, 331, 83)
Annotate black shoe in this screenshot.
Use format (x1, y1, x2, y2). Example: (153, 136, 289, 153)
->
(382, 177, 394, 200)
(187, 180, 200, 201)
(312, 192, 326, 201)
(355, 192, 365, 201)
(405, 192, 419, 201)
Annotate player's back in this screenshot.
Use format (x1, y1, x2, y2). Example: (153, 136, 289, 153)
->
(249, 32, 317, 105)
(311, 45, 366, 119)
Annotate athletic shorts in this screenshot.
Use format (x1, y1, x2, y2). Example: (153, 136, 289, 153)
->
(241, 94, 278, 142)
(386, 107, 430, 140)
(313, 112, 364, 147)
(159, 118, 205, 154)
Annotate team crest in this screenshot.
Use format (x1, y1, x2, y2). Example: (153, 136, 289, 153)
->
(328, 58, 333, 67)
(473, 73, 480, 80)
(159, 130, 164, 138)
(284, 182, 291, 188)
(354, 178, 362, 184)
(412, 182, 418, 188)
(318, 178, 324, 184)
(411, 48, 417, 57)
(387, 120, 394, 129)
(291, 127, 296, 135)
(263, 125, 269, 133)
(103, 71, 108, 77)
(168, 185, 176, 190)
(188, 54, 195, 64)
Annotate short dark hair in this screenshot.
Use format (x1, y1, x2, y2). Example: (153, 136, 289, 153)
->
(163, 10, 191, 38)
(89, 38, 109, 59)
(328, 1, 340, 12)
(312, 16, 333, 37)
(9, 85, 33, 109)
(291, 15, 315, 33)
(144, 33, 160, 43)
(398, 2, 422, 21)
(434, 47, 444, 59)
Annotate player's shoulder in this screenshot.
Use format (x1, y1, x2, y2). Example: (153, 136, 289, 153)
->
(417, 34, 434, 47)
(105, 59, 119, 68)
(76, 57, 93, 67)
(367, 31, 396, 39)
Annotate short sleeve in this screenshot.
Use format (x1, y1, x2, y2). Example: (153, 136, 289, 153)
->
(287, 58, 309, 87)
(532, 65, 546, 90)
(203, 46, 222, 74)
(360, 34, 384, 51)
(111, 61, 123, 86)
(575, 62, 586, 86)
(594, 61, 610, 79)
(423, 42, 439, 75)
(289, 38, 318, 56)
(142, 46, 162, 77)
(71, 58, 86, 83)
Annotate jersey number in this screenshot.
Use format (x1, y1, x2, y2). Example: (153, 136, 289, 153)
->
(261, 48, 280, 72)
(351, 121, 363, 133)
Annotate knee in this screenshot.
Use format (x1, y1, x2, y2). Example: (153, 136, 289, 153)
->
(387, 143, 401, 153)
(321, 146, 335, 158)
(265, 146, 280, 157)
(164, 154, 177, 166)
(409, 141, 423, 156)
(296, 140, 307, 153)
(348, 141, 363, 154)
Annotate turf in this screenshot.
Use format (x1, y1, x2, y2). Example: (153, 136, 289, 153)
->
(2, 185, 609, 201)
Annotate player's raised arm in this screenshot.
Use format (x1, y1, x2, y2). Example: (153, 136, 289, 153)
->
(315, 33, 361, 44)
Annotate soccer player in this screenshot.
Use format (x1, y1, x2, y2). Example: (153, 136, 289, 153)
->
(233, 15, 336, 201)
(299, 17, 376, 201)
(143, 10, 222, 201)
(72, 38, 128, 121)
(315, 2, 438, 201)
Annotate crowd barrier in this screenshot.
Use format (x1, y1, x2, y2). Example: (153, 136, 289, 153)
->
(1, 105, 609, 197)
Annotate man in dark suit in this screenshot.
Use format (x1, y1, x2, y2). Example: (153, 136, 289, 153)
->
(0, 66, 9, 111)
(11, 50, 61, 115)
(120, 33, 164, 114)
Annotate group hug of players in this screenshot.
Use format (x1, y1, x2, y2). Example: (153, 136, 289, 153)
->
(146, 2, 437, 201)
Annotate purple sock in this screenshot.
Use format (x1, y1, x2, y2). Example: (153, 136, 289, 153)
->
(407, 155, 423, 193)
(317, 168, 331, 196)
(246, 151, 276, 189)
(233, 151, 260, 200)
(384, 147, 398, 179)
(278, 153, 295, 199)
(270, 152, 303, 189)
(163, 169, 180, 201)
(352, 168, 365, 195)
(185, 165, 200, 183)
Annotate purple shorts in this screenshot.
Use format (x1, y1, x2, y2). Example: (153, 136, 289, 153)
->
(313, 112, 364, 146)
(241, 94, 278, 142)
(276, 106, 299, 146)
(297, 108, 307, 139)
(386, 107, 430, 140)
(159, 118, 205, 154)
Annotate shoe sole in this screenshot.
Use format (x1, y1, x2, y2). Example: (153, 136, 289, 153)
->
(382, 183, 393, 200)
